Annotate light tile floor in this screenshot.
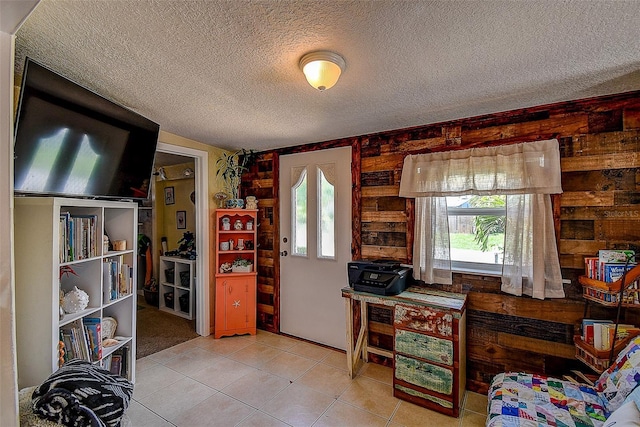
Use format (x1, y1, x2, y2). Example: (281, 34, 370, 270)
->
(128, 330, 487, 426)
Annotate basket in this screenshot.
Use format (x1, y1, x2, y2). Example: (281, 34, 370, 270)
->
(574, 331, 640, 373)
(582, 285, 640, 307)
(143, 289, 159, 307)
(179, 292, 189, 312)
(165, 268, 175, 283)
(580, 273, 640, 307)
(164, 291, 174, 309)
(179, 271, 190, 287)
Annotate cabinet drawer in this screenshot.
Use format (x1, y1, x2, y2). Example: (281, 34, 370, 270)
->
(395, 354, 453, 395)
(395, 329, 452, 365)
(394, 303, 453, 338)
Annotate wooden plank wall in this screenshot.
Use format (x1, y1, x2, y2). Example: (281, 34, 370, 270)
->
(242, 90, 640, 393)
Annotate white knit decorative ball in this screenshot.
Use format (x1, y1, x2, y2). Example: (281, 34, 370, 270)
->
(62, 286, 89, 313)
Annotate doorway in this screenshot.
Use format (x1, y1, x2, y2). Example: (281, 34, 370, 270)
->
(151, 143, 209, 337)
(279, 147, 352, 350)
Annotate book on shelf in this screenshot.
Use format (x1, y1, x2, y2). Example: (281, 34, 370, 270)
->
(60, 212, 71, 262)
(582, 319, 612, 346)
(602, 263, 638, 283)
(584, 257, 599, 280)
(119, 262, 133, 297)
(599, 250, 635, 264)
(598, 250, 635, 281)
(103, 256, 132, 302)
(71, 214, 98, 260)
(83, 317, 102, 361)
(110, 346, 129, 378)
(109, 354, 122, 376)
(60, 319, 91, 362)
(59, 213, 98, 262)
(583, 250, 636, 281)
(598, 324, 640, 351)
(101, 354, 112, 372)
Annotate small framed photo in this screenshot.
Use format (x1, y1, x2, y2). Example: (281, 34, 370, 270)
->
(176, 210, 186, 229)
(164, 186, 175, 205)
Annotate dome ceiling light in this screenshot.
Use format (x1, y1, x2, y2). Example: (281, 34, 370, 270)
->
(299, 51, 346, 91)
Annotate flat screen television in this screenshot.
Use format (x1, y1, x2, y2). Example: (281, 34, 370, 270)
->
(14, 58, 160, 200)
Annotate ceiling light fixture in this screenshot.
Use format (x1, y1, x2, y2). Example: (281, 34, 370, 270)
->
(299, 51, 346, 91)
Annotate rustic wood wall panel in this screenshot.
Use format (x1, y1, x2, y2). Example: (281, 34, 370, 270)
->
(243, 90, 640, 394)
(241, 153, 278, 332)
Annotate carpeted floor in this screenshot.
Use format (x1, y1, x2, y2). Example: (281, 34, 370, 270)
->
(136, 297, 199, 359)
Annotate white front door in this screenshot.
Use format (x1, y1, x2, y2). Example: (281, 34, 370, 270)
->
(279, 147, 352, 350)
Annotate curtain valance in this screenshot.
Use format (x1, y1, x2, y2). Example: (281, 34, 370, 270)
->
(399, 139, 562, 197)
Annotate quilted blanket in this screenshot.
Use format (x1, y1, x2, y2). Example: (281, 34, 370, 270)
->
(486, 372, 608, 427)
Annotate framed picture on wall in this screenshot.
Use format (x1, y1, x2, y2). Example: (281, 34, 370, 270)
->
(176, 210, 186, 229)
(164, 186, 175, 205)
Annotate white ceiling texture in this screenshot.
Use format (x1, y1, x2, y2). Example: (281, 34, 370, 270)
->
(14, 0, 640, 152)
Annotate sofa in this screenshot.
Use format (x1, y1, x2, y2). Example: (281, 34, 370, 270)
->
(486, 336, 640, 427)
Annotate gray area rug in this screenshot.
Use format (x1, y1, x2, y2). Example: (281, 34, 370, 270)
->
(136, 299, 198, 359)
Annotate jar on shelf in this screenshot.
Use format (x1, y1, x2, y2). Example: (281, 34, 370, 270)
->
(234, 219, 243, 230)
(246, 220, 253, 231)
(221, 217, 230, 231)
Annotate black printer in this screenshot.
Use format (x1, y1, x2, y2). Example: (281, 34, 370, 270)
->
(347, 260, 412, 296)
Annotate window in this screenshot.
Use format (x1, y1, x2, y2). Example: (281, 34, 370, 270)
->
(317, 166, 335, 259)
(399, 139, 565, 299)
(292, 167, 307, 256)
(447, 195, 505, 274)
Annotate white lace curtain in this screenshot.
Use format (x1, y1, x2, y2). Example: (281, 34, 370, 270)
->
(399, 139, 565, 299)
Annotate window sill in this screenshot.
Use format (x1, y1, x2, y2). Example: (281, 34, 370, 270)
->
(452, 266, 502, 277)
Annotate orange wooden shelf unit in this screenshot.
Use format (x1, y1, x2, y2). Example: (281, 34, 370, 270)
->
(214, 208, 258, 339)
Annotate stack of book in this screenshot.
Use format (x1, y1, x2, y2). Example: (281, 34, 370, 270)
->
(582, 250, 640, 305)
(59, 317, 102, 365)
(101, 346, 129, 377)
(59, 212, 98, 263)
(584, 250, 636, 282)
(102, 255, 133, 302)
(581, 319, 640, 351)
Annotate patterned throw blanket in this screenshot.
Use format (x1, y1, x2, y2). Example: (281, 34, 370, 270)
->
(486, 372, 608, 427)
(32, 359, 133, 427)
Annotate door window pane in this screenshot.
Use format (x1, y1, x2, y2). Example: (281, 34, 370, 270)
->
(292, 168, 307, 256)
(318, 167, 335, 258)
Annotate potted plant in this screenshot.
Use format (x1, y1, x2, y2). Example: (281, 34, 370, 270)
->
(232, 257, 253, 273)
(216, 149, 256, 208)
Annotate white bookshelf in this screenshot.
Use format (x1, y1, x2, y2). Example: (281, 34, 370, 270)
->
(159, 256, 195, 320)
(14, 197, 137, 389)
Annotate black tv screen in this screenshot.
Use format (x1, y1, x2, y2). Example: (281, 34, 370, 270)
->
(14, 58, 159, 200)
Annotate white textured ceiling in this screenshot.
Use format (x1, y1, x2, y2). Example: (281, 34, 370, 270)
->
(14, 0, 640, 151)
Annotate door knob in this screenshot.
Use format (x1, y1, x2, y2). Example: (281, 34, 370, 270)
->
(280, 250, 288, 257)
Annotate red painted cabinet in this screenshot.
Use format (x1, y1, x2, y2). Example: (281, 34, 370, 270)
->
(215, 275, 256, 337)
(214, 209, 257, 339)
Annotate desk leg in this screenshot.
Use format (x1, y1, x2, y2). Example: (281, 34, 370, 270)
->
(345, 297, 369, 379)
(360, 300, 369, 363)
(345, 297, 356, 378)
